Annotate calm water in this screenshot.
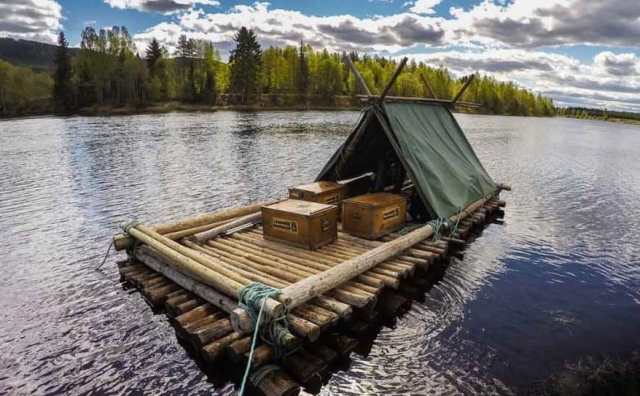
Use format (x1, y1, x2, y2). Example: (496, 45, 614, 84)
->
(1, 111, 639, 395)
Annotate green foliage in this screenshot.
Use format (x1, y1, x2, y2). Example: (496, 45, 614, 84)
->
(229, 27, 262, 104)
(145, 38, 162, 74)
(0, 59, 52, 116)
(1, 26, 562, 118)
(559, 106, 640, 122)
(54, 32, 73, 112)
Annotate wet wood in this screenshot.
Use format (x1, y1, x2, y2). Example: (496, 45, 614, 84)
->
(253, 367, 300, 396)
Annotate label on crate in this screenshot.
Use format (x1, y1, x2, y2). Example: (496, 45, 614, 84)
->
(323, 194, 339, 205)
(272, 218, 298, 233)
(383, 207, 400, 221)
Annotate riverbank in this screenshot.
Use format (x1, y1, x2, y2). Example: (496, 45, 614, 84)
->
(2, 99, 484, 120)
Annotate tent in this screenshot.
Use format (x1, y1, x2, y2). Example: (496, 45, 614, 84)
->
(316, 99, 497, 221)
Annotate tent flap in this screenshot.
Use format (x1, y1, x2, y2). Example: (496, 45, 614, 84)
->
(382, 102, 496, 218)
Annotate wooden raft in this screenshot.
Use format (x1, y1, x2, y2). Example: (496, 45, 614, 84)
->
(116, 195, 506, 395)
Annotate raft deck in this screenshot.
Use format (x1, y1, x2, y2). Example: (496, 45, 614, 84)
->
(116, 194, 506, 395)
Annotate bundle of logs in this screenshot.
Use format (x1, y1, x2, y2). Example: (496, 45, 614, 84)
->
(114, 186, 508, 395)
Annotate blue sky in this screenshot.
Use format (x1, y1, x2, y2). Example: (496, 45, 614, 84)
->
(1, 0, 639, 111)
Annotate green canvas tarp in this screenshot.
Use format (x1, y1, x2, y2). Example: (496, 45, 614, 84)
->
(382, 102, 496, 218)
(317, 101, 496, 220)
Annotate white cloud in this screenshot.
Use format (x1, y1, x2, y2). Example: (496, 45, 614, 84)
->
(127, 0, 639, 111)
(408, 0, 442, 15)
(594, 52, 639, 77)
(104, 0, 220, 14)
(0, 0, 62, 43)
(134, 2, 447, 54)
(446, 0, 640, 48)
(407, 48, 640, 111)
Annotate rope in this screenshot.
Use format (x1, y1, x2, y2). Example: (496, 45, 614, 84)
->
(121, 220, 142, 257)
(95, 240, 114, 270)
(237, 282, 284, 396)
(427, 218, 448, 241)
(121, 219, 141, 234)
(447, 206, 464, 237)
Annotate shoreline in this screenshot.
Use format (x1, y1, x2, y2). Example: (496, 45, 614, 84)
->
(2, 102, 639, 126)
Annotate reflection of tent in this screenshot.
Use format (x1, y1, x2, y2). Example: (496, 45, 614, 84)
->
(316, 58, 496, 220)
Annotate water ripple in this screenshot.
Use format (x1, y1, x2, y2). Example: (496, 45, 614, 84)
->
(1, 112, 639, 394)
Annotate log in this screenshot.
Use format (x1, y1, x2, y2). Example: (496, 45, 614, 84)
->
(380, 57, 408, 101)
(192, 212, 262, 242)
(130, 224, 284, 320)
(253, 367, 300, 396)
(202, 331, 242, 362)
(264, 193, 495, 316)
(344, 55, 372, 95)
(135, 246, 256, 333)
(113, 203, 265, 251)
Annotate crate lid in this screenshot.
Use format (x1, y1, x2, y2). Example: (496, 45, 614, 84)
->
(343, 192, 406, 208)
(289, 181, 344, 194)
(263, 199, 337, 216)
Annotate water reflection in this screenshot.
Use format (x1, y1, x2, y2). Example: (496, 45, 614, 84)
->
(0, 112, 639, 394)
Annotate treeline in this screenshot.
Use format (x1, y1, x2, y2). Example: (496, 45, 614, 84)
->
(1, 25, 557, 117)
(0, 59, 53, 116)
(558, 107, 640, 122)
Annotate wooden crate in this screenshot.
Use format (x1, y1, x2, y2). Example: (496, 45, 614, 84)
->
(262, 200, 338, 250)
(289, 181, 346, 205)
(342, 193, 407, 239)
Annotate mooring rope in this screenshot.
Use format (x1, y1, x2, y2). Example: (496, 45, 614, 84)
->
(238, 282, 286, 396)
(95, 240, 114, 270)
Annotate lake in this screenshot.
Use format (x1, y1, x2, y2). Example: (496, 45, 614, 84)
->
(1, 111, 639, 395)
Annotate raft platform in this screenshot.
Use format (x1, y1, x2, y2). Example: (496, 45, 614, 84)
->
(115, 192, 507, 395)
(112, 58, 512, 395)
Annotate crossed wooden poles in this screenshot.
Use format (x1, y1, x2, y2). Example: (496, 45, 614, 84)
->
(344, 55, 480, 108)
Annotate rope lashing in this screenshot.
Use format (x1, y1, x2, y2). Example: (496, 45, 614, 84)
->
(237, 282, 286, 396)
(427, 218, 448, 241)
(121, 220, 142, 257)
(121, 219, 141, 235)
(448, 206, 464, 237)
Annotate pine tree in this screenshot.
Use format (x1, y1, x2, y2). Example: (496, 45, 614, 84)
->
(296, 40, 309, 95)
(229, 27, 262, 104)
(53, 31, 73, 112)
(145, 38, 162, 74)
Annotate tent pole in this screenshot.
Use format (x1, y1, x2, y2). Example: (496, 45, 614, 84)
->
(451, 74, 475, 104)
(344, 55, 372, 96)
(419, 73, 437, 99)
(379, 57, 408, 102)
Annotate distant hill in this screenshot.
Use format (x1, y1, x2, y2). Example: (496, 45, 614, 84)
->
(0, 37, 79, 71)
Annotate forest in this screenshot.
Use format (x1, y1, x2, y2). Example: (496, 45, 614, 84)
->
(0, 25, 557, 117)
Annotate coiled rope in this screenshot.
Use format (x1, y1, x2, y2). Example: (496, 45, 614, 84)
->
(237, 282, 289, 395)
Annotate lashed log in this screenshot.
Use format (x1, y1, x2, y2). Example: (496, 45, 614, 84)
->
(113, 203, 265, 251)
(257, 193, 495, 318)
(192, 212, 262, 243)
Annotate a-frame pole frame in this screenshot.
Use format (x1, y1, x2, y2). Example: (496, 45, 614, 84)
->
(344, 54, 372, 96)
(379, 57, 408, 102)
(419, 73, 437, 99)
(451, 74, 475, 104)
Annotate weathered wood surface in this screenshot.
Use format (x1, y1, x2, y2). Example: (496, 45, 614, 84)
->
(113, 203, 265, 251)
(115, 195, 506, 396)
(192, 212, 262, 243)
(265, 193, 494, 316)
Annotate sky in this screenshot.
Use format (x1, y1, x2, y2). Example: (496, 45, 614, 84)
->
(1, 0, 640, 112)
